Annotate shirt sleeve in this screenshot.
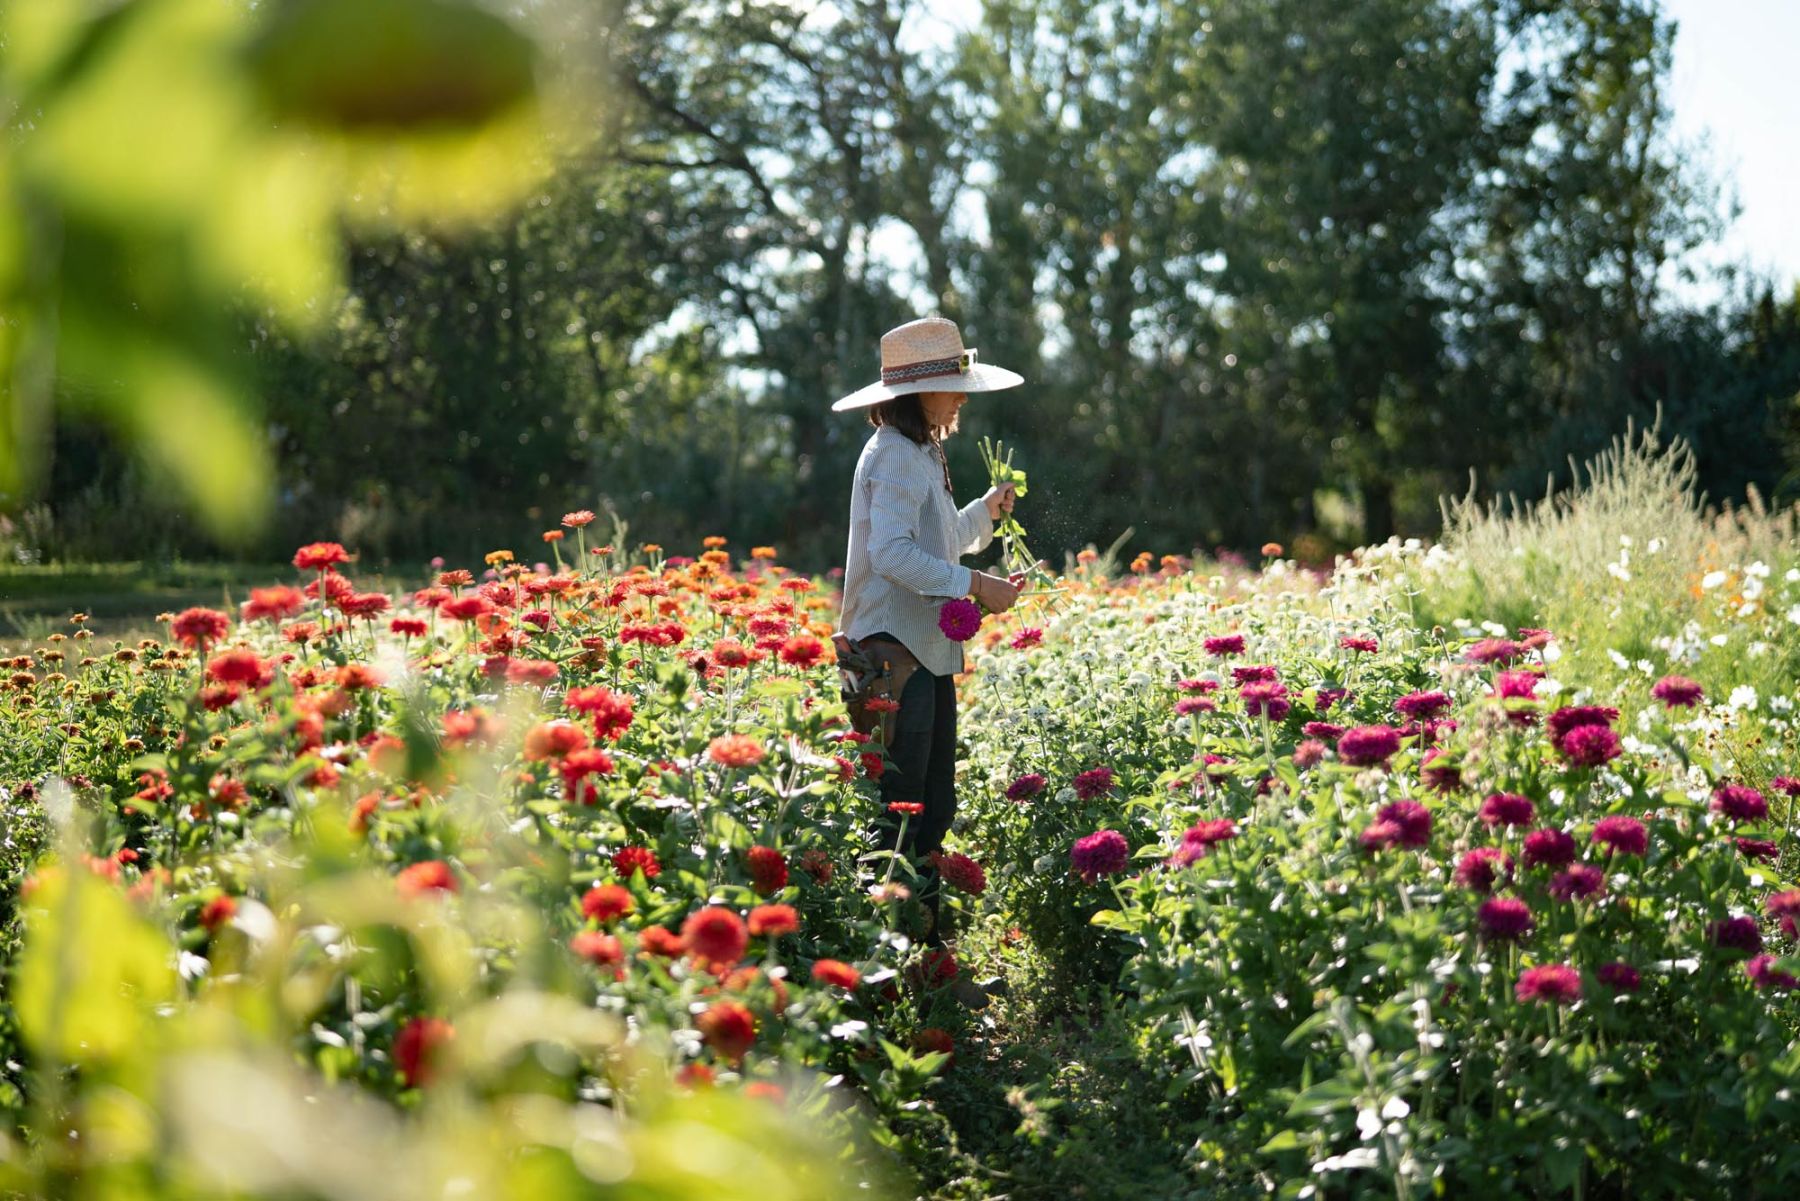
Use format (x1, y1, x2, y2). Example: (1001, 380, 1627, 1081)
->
(956, 496, 995, 557)
(865, 456, 974, 600)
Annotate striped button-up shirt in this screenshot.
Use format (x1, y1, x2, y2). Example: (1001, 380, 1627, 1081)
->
(838, 425, 995, 677)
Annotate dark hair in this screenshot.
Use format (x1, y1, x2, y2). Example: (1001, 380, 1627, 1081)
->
(867, 394, 930, 444)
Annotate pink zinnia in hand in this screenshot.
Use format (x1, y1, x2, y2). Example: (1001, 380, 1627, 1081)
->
(939, 598, 983, 642)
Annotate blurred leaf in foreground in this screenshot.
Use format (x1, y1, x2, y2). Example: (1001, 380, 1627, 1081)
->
(0, 0, 560, 543)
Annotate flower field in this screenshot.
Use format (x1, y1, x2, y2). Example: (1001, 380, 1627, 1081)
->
(5, 463, 1800, 1199)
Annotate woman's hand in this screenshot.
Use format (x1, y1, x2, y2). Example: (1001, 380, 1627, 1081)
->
(969, 571, 1022, 614)
(983, 483, 1017, 522)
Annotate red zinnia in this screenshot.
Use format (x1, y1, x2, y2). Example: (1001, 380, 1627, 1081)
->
(293, 541, 350, 572)
(887, 801, 925, 816)
(394, 1016, 454, 1087)
(811, 959, 861, 990)
(638, 926, 684, 957)
(199, 894, 238, 932)
(243, 585, 305, 622)
(931, 850, 988, 895)
(779, 634, 826, 669)
(570, 931, 625, 972)
(206, 648, 267, 687)
(708, 734, 767, 769)
(396, 860, 457, 897)
(747, 904, 799, 938)
(582, 883, 634, 924)
(524, 720, 590, 761)
(613, 845, 661, 880)
(745, 845, 789, 896)
(682, 906, 749, 970)
(171, 607, 230, 649)
(697, 1000, 757, 1062)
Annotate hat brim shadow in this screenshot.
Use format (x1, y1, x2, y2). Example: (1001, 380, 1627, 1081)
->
(830, 364, 1025, 412)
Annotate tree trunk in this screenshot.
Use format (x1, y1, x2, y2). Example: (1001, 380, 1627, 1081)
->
(1360, 473, 1396, 545)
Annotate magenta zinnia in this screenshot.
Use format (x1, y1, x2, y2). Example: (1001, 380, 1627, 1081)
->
(1238, 680, 1290, 722)
(938, 597, 983, 642)
(1549, 864, 1605, 902)
(1376, 800, 1432, 848)
(1393, 690, 1451, 721)
(1708, 916, 1763, 955)
(1453, 847, 1512, 894)
(1522, 827, 1577, 868)
(1005, 773, 1048, 802)
(1336, 725, 1402, 767)
(1203, 634, 1246, 656)
(1559, 724, 1622, 768)
(1479, 792, 1536, 827)
(1747, 954, 1799, 991)
(1650, 675, 1705, 708)
(1478, 896, 1535, 940)
(1596, 961, 1641, 993)
(1073, 766, 1115, 800)
(1070, 830, 1129, 883)
(1590, 815, 1648, 857)
(1711, 784, 1768, 823)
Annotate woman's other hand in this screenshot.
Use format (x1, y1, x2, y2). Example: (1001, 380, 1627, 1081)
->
(969, 571, 1022, 614)
(983, 483, 1017, 521)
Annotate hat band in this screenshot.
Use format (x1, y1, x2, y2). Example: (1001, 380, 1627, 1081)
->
(880, 348, 977, 385)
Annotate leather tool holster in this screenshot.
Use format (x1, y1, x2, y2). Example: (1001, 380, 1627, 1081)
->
(832, 632, 920, 746)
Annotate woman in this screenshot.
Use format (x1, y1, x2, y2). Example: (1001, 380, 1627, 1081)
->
(833, 317, 1026, 960)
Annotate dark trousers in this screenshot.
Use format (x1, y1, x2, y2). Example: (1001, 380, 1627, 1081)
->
(866, 634, 958, 943)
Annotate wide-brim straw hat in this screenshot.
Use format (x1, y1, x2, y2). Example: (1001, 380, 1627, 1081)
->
(830, 317, 1024, 412)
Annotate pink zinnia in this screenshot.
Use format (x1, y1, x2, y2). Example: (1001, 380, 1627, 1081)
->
(1773, 776, 1800, 797)
(1339, 636, 1378, 653)
(1490, 670, 1541, 724)
(1293, 739, 1327, 769)
(1479, 792, 1536, 827)
(1522, 827, 1577, 868)
(1204, 634, 1246, 656)
(1453, 847, 1512, 894)
(1590, 816, 1648, 857)
(1071, 830, 1129, 882)
(1465, 638, 1523, 665)
(1376, 800, 1432, 848)
(1169, 818, 1239, 868)
(1010, 627, 1044, 650)
(1359, 820, 1403, 854)
(1650, 675, 1704, 708)
(1711, 784, 1768, 823)
(1596, 961, 1641, 993)
(938, 598, 983, 642)
(1393, 690, 1451, 721)
(1303, 721, 1345, 742)
(1746, 954, 1798, 991)
(1478, 896, 1535, 940)
(1515, 964, 1581, 1006)
(1767, 889, 1800, 940)
(1175, 696, 1217, 717)
(1559, 724, 1622, 768)
(1337, 725, 1402, 767)
(1073, 766, 1115, 800)
(1549, 864, 1605, 902)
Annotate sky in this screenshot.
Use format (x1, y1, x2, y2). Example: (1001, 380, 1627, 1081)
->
(1663, 0, 1800, 291)
(903, 0, 1800, 295)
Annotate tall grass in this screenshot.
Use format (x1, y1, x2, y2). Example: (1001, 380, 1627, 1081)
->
(1406, 418, 1800, 704)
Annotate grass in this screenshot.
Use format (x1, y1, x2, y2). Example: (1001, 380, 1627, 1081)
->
(1402, 420, 1800, 707)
